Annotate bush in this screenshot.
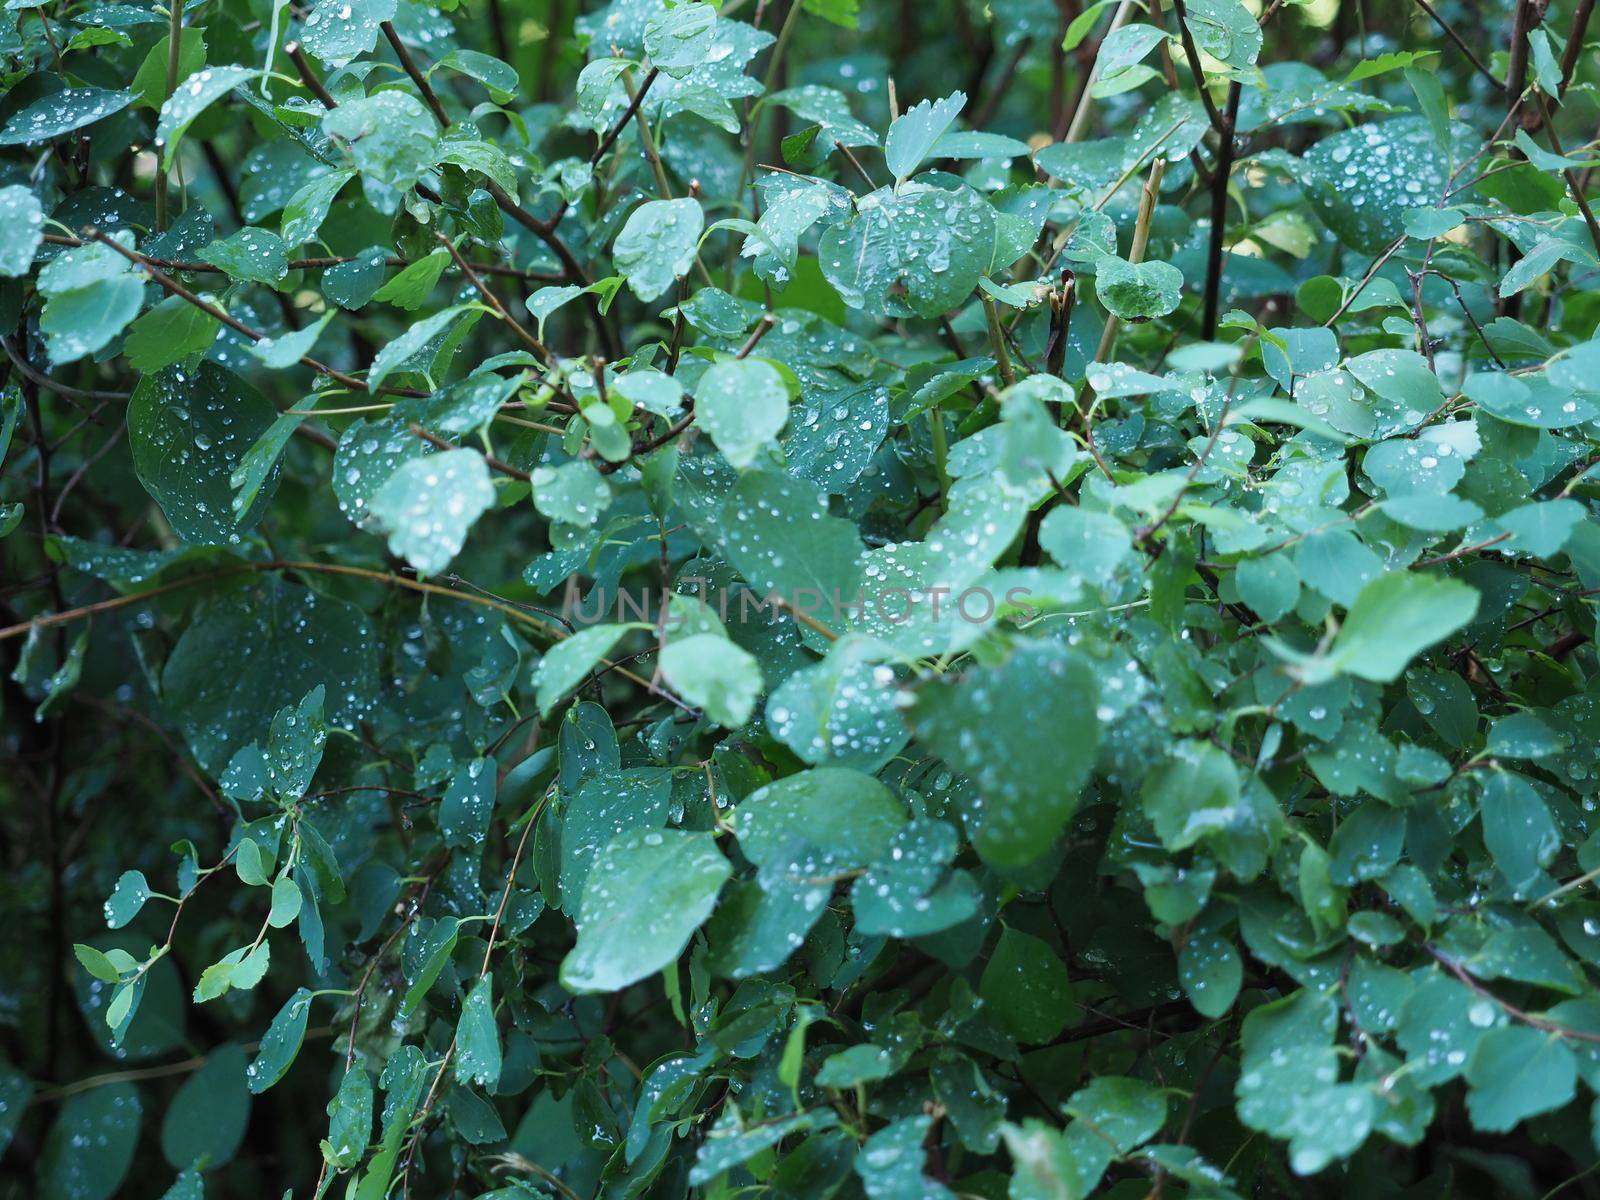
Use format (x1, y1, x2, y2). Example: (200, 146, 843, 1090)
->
(4, 0, 1600, 1195)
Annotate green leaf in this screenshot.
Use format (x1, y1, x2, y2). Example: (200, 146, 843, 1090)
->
(0, 185, 43, 276)
(660, 633, 762, 726)
(1182, 0, 1262, 71)
(560, 828, 731, 993)
(369, 448, 495, 576)
(454, 973, 502, 1088)
(1466, 1026, 1577, 1132)
(1479, 770, 1559, 892)
(300, 0, 395, 68)
(1322, 571, 1480, 683)
(980, 928, 1071, 1043)
(197, 226, 289, 286)
(371, 248, 450, 310)
(819, 183, 995, 318)
(281, 169, 355, 247)
(696, 358, 791, 468)
(158, 67, 260, 167)
(1179, 933, 1242, 1018)
(324, 1064, 373, 1169)
(883, 91, 965, 181)
(162, 580, 377, 773)
(128, 362, 281, 544)
(39, 1082, 142, 1199)
(910, 643, 1099, 866)
(0, 87, 133, 145)
(36, 236, 144, 365)
(103, 870, 150, 929)
(534, 623, 649, 717)
(614, 198, 705, 302)
(247, 987, 313, 1093)
(323, 89, 440, 193)
(439, 756, 496, 849)
(123, 295, 221, 372)
(161, 1043, 250, 1168)
(1096, 256, 1184, 320)
(644, 1, 718, 77)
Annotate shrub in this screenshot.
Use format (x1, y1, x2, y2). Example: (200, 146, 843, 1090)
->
(4, 0, 1600, 1195)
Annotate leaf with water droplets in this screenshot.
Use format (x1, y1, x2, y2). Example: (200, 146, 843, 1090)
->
(766, 635, 908, 771)
(856, 1114, 955, 1200)
(300, 0, 396, 68)
(1179, 932, 1242, 1018)
(531, 459, 611, 526)
(851, 819, 979, 938)
(323, 89, 440, 196)
(908, 642, 1099, 867)
(711, 471, 863, 632)
(0, 86, 133, 145)
(197, 225, 289, 286)
(439, 755, 496, 848)
(0, 185, 43, 276)
(644, 0, 718, 77)
(162, 580, 378, 773)
(558, 767, 673, 908)
(560, 828, 731, 994)
(696, 358, 792, 468)
(1303, 117, 1456, 252)
(734, 767, 906, 868)
(369, 447, 495, 576)
(36, 235, 144, 365)
(659, 632, 762, 726)
(38, 1081, 141, 1200)
(157, 67, 261, 167)
(103, 870, 149, 929)
(128, 362, 281, 544)
(454, 973, 502, 1089)
(819, 182, 996, 319)
(614, 198, 705, 302)
(333, 416, 433, 527)
(1182, 0, 1262, 71)
(323, 1063, 373, 1169)
(367, 304, 472, 391)
(246, 987, 313, 1093)
(1095, 255, 1184, 320)
(883, 91, 965, 181)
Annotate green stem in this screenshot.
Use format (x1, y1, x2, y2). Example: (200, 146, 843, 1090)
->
(154, 0, 184, 229)
(981, 292, 1016, 387)
(928, 404, 950, 512)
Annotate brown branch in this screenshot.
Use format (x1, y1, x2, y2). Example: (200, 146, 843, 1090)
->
(1201, 81, 1242, 340)
(407, 423, 531, 482)
(1423, 943, 1600, 1044)
(1561, 0, 1596, 97)
(1412, 0, 1501, 89)
(83, 227, 401, 397)
(1534, 91, 1600, 258)
(376, 21, 619, 355)
(434, 232, 550, 361)
(1170, 0, 1227, 134)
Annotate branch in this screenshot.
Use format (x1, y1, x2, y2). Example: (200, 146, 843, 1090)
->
(84, 227, 398, 397)
(1201, 81, 1242, 340)
(1412, 0, 1501, 90)
(1170, 0, 1227, 134)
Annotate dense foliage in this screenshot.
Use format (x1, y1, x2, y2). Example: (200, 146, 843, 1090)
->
(7, 0, 1600, 1195)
